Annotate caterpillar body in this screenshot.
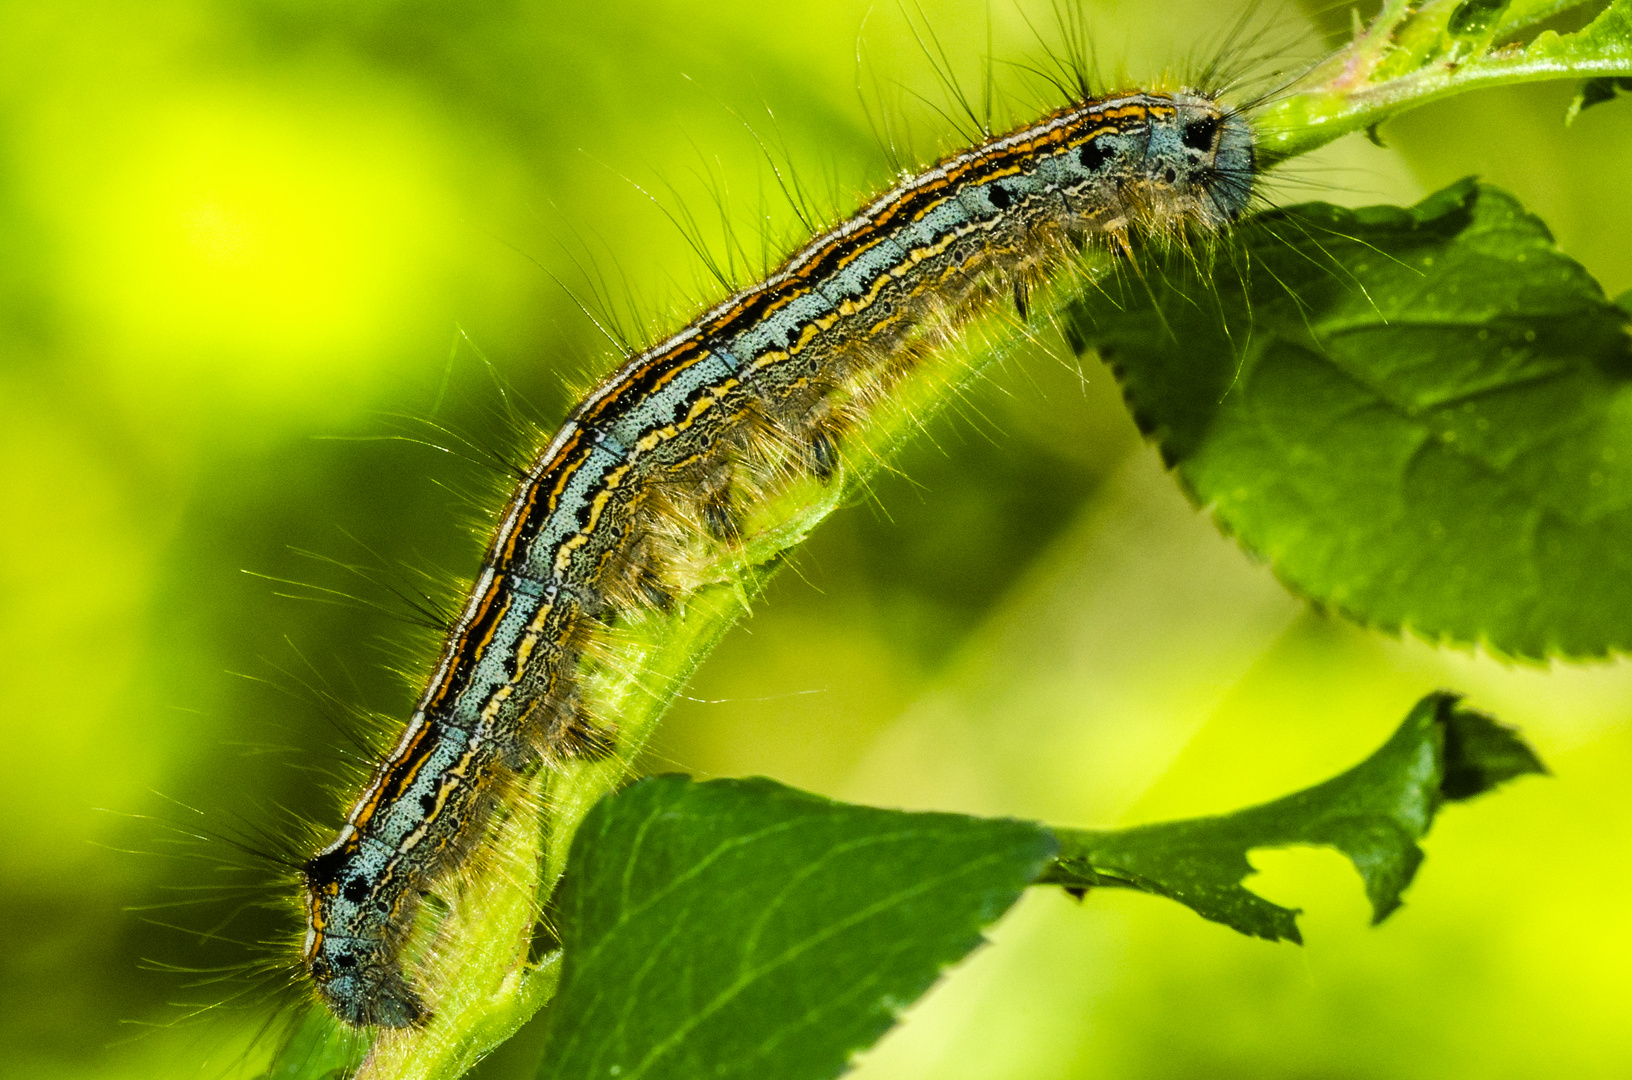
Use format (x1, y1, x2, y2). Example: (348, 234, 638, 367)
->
(300, 88, 1257, 1027)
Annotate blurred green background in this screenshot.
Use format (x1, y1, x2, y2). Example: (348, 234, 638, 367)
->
(2, 0, 1630, 1077)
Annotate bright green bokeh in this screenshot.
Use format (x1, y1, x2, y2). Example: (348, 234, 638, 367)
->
(0, 1, 1627, 1078)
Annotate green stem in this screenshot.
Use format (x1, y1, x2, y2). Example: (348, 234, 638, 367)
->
(1260, 0, 1632, 159)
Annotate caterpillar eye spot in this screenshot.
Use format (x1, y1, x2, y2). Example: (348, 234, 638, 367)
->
(303, 847, 346, 886)
(1079, 138, 1112, 172)
(988, 184, 1012, 210)
(1182, 115, 1221, 153)
(343, 876, 371, 903)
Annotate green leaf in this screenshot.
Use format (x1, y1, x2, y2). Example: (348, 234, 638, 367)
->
(1068, 180, 1632, 659)
(525, 697, 1541, 1080)
(1438, 697, 1552, 798)
(1037, 693, 1546, 942)
(535, 777, 1057, 1080)
(1566, 74, 1632, 122)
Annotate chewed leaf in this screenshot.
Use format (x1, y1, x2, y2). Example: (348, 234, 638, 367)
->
(1070, 180, 1632, 659)
(1254, 0, 1632, 158)
(535, 778, 1057, 1080)
(1037, 693, 1546, 942)
(523, 697, 1541, 1080)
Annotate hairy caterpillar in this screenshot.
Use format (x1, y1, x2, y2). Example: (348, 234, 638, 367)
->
(299, 86, 1258, 1028)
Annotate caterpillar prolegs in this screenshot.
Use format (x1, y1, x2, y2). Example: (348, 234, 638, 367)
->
(299, 88, 1257, 1027)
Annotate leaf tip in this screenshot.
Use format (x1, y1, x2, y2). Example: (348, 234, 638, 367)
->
(1434, 696, 1549, 802)
(1368, 894, 1404, 928)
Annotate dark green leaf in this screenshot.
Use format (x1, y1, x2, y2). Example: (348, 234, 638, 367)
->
(536, 777, 1057, 1080)
(1068, 180, 1632, 659)
(1036, 693, 1546, 942)
(1439, 699, 1551, 799)
(525, 698, 1541, 1079)
(1566, 75, 1632, 123)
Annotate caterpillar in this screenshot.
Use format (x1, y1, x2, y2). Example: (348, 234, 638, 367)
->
(299, 85, 1258, 1028)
